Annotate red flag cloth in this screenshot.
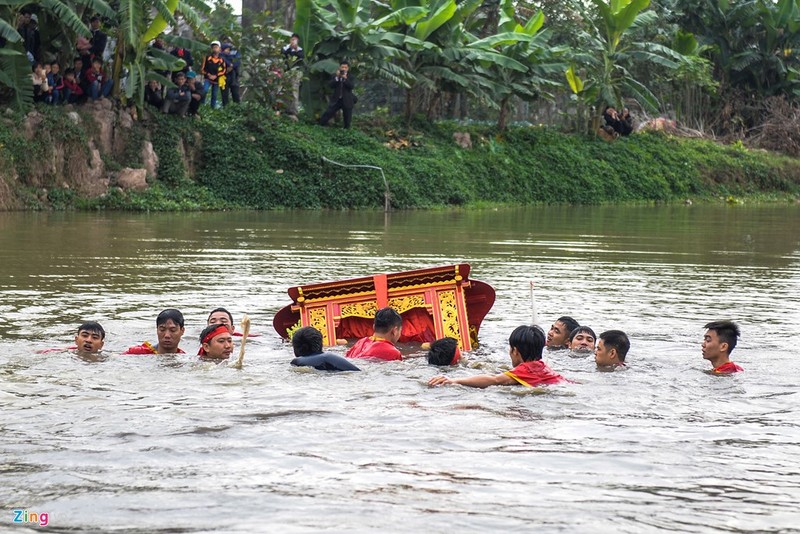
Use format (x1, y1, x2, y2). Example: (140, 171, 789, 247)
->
(346, 336, 402, 361)
(123, 342, 185, 355)
(713, 361, 743, 374)
(504, 360, 568, 387)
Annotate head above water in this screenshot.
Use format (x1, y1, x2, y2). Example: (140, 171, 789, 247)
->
(595, 330, 630, 366)
(427, 337, 460, 366)
(509, 325, 546, 363)
(703, 320, 739, 356)
(373, 307, 402, 342)
(547, 316, 579, 348)
(207, 307, 234, 333)
(157, 308, 184, 328)
(292, 326, 324, 357)
(199, 323, 234, 359)
(569, 326, 597, 352)
(75, 321, 105, 353)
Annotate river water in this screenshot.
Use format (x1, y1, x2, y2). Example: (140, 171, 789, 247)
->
(1, 206, 799, 533)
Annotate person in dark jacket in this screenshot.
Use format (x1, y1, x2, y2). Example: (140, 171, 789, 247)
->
(89, 16, 107, 59)
(319, 60, 356, 129)
(220, 40, 241, 106)
(170, 45, 194, 73)
(161, 71, 191, 116)
(290, 326, 360, 372)
(17, 11, 41, 64)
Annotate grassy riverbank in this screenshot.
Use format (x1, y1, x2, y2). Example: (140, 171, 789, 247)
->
(2, 103, 800, 210)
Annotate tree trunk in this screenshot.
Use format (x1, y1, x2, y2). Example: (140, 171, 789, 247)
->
(405, 88, 413, 125)
(497, 95, 510, 130)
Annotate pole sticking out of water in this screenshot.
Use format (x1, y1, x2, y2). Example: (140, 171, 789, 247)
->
(231, 314, 251, 369)
(321, 156, 391, 212)
(530, 281, 538, 326)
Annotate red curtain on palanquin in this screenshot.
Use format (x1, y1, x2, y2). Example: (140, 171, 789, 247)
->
(337, 308, 437, 343)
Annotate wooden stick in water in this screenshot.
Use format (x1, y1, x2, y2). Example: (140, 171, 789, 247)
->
(231, 314, 251, 369)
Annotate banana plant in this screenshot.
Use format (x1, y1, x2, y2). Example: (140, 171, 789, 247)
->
(567, 0, 685, 132)
(1, 0, 113, 108)
(113, 0, 211, 114)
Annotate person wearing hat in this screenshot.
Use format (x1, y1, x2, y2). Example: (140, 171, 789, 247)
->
(220, 39, 241, 106)
(17, 10, 41, 64)
(201, 40, 226, 109)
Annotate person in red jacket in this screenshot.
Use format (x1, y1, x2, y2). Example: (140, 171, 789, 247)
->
(61, 68, 84, 104)
(124, 309, 186, 355)
(85, 57, 112, 100)
(702, 320, 743, 374)
(346, 307, 403, 361)
(428, 325, 568, 388)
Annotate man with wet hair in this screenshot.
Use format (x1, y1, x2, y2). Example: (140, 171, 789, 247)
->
(428, 325, 568, 388)
(568, 326, 596, 353)
(291, 326, 360, 372)
(207, 307, 234, 333)
(547, 316, 579, 349)
(75, 321, 105, 353)
(426, 337, 461, 366)
(198, 323, 234, 360)
(346, 307, 403, 361)
(595, 330, 630, 369)
(123, 308, 186, 354)
(702, 320, 742, 374)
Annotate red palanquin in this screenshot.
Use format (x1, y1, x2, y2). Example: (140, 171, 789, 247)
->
(273, 264, 495, 350)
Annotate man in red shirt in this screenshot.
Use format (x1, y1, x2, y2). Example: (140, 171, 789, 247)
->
(702, 320, 743, 374)
(346, 307, 403, 361)
(428, 325, 568, 388)
(123, 309, 186, 355)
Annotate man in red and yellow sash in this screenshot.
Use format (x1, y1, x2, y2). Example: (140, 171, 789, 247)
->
(347, 307, 403, 361)
(429, 325, 569, 388)
(702, 320, 743, 374)
(123, 309, 186, 355)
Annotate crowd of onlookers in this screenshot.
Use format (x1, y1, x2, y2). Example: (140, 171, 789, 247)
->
(15, 9, 246, 117)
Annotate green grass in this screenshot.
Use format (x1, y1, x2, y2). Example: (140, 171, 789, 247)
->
(2, 103, 799, 210)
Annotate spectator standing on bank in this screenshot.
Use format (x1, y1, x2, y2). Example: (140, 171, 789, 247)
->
(319, 60, 356, 129)
(89, 16, 107, 59)
(281, 33, 304, 116)
(170, 44, 194, 74)
(18, 11, 41, 64)
(220, 40, 241, 106)
(201, 40, 226, 109)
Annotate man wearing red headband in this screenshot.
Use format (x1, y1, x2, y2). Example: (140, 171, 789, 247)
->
(198, 323, 234, 359)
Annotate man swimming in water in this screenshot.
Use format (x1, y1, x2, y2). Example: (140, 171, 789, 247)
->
(568, 326, 596, 353)
(206, 307, 234, 333)
(594, 330, 630, 370)
(347, 307, 403, 361)
(291, 326, 360, 371)
(74, 321, 105, 353)
(546, 316, 579, 350)
(198, 323, 234, 360)
(428, 325, 568, 388)
(426, 337, 461, 366)
(123, 308, 186, 355)
(702, 320, 743, 374)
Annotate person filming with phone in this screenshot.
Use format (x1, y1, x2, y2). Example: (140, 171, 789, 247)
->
(319, 60, 357, 129)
